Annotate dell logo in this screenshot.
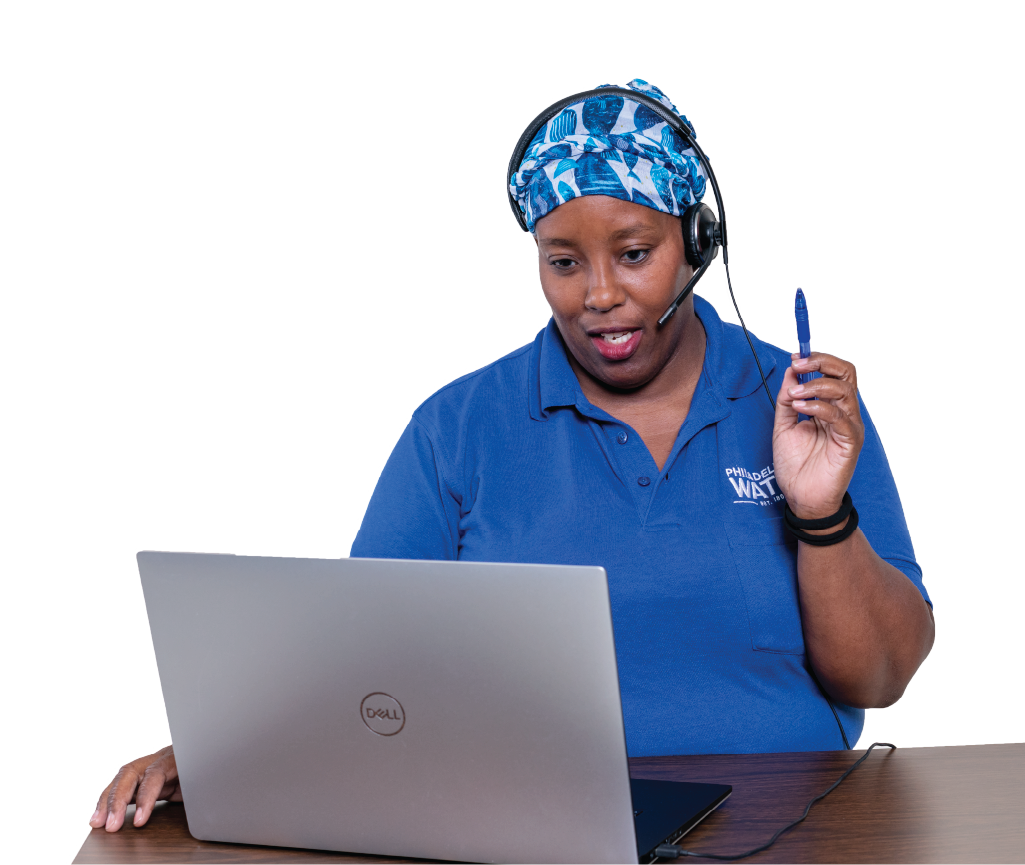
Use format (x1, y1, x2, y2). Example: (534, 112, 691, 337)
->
(366, 707, 401, 720)
(360, 692, 405, 736)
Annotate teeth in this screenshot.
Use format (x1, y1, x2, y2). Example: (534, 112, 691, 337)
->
(602, 331, 633, 344)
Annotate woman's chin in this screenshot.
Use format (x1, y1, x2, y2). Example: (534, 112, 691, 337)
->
(587, 358, 655, 391)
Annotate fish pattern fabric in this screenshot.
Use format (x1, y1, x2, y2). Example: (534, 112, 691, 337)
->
(510, 79, 706, 232)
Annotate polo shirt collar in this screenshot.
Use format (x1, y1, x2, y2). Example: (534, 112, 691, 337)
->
(528, 295, 777, 421)
(697, 296, 778, 400)
(537, 324, 583, 415)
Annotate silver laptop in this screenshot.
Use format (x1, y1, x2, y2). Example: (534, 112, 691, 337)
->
(139, 552, 730, 863)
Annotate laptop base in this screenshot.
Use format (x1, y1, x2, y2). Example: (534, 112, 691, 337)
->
(631, 778, 732, 862)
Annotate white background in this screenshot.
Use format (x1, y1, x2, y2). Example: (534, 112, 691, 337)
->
(2, 2, 1023, 861)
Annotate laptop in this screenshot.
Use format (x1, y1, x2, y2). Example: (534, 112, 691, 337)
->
(139, 552, 731, 863)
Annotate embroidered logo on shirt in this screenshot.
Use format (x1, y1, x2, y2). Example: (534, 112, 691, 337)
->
(725, 464, 784, 506)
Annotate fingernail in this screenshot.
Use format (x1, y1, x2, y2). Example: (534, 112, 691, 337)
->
(790, 385, 806, 396)
(90, 809, 100, 825)
(794, 400, 807, 408)
(106, 812, 116, 831)
(134, 809, 145, 826)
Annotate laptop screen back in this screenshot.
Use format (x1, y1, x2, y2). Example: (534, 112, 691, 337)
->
(139, 553, 639, 864)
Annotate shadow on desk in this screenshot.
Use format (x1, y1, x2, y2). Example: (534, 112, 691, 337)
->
(74, 743, 1025, 864)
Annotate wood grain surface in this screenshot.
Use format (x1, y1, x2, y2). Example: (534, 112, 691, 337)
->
(74, 743, 1025, 864)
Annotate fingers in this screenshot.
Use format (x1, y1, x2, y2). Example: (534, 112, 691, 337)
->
(90, 783, 112, 829)
(785, 353, 863, 437)
(132, 748, 179, 827)
(790, 377, 858, 413)
(90, 746, 176, 832)
(774, 366, 803, 424)
(791, 396, 848, 427)
(790, 351, 858, 391)
(791, 390, 861, 443)
(102, 763, 142, 832)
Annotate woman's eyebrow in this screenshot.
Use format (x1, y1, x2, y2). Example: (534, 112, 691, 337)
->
(538, 237, 579, 249)
(608, 223, 658, 241)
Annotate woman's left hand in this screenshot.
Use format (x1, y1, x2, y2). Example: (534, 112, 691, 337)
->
(772, 352, 865, 520)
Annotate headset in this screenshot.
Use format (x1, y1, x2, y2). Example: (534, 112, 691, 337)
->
(507, 88, 854, 751)
(506, 87, 776, 413)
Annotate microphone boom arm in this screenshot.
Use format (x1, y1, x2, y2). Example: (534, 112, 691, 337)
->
(657, 250, 717, 326)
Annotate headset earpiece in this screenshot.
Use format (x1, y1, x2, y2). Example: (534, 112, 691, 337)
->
(682, 203, 720, 269)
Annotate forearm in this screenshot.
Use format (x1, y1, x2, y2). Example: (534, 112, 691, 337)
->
(797, 526, 934, 708)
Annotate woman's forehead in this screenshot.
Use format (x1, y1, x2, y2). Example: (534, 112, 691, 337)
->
(534, 195, 677, 241)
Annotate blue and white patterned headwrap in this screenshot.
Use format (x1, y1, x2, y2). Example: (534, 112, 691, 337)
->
(510, 79, 707, 232)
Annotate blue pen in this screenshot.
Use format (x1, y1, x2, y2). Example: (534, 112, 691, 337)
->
(794, 288, 819, 421)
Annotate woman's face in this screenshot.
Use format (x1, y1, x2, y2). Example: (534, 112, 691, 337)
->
(534, 195, 695, 391)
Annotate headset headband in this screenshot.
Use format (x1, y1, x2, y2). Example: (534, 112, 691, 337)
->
(506, 87, 727, 250)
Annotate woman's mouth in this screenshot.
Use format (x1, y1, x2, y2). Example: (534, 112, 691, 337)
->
(590, 329, 643, 360)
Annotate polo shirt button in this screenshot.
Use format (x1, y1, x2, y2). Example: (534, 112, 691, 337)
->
(617, 431, 628, 444)
(637, 476, 650, 486)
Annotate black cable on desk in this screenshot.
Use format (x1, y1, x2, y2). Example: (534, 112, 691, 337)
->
(654, 742, 896, 862)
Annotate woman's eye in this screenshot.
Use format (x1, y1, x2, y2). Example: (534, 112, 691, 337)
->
(551, 258, 575, 269)
(623, 249, 649, 263)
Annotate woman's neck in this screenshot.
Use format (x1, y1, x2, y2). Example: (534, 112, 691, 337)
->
(567, 309, 707, 472)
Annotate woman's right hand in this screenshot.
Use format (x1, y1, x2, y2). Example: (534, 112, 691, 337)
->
(89, 745, 181, 831)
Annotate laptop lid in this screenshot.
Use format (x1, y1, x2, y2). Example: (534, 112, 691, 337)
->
(139, 553, 640, 864)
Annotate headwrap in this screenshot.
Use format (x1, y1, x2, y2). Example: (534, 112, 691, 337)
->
(510, 79, 707, 232)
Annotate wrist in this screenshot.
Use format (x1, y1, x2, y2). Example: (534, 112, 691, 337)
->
(788, 500, 845, 522)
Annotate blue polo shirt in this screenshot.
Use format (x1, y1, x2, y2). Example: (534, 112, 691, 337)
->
(351, 296, 928, 756)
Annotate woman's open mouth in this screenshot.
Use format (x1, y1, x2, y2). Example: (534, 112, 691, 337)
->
(590, 329, 643, 361)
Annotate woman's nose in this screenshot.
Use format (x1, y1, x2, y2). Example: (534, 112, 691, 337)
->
(584, 264, 626, 312)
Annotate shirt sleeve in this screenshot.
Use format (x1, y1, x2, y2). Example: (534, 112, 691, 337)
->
(350, 416, 460, 560)
(850, 396, 932, 608)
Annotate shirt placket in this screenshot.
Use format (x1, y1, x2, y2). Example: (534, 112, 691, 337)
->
(591, 377, 732, 525)
(599, 421, 663, 518)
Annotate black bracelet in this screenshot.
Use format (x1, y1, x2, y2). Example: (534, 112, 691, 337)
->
(785, 506, 859, 546)
(784, 492, 859, 546)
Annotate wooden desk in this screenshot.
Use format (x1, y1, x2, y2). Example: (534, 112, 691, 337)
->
(74, 742, 1025, 864)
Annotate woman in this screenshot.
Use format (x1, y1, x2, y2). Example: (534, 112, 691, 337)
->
(91, 79, 934, 833)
